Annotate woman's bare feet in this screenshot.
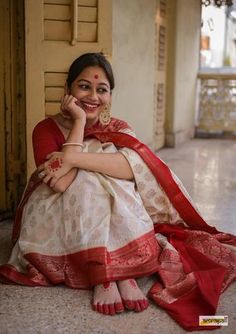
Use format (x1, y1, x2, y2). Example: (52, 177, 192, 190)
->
(92, 281, 124, 315)
(117, 279, 149, 312)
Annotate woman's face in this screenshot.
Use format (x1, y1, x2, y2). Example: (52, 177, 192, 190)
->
(69, 66, 111, 127)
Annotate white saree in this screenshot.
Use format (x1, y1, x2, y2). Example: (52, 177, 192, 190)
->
(5, 135, 183, 288)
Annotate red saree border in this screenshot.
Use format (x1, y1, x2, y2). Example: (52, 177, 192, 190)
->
(0, 264, 48, 287)
(150, 285, 222, 331)
(1, 230, 159, 288)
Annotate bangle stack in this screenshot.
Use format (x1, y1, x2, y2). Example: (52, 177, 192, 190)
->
(62, 142, 85, 149)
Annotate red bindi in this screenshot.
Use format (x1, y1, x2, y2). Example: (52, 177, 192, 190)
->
(94, 74, 99, 79)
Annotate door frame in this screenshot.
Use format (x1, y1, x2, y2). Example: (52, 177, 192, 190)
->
(0, 0, 26, 219)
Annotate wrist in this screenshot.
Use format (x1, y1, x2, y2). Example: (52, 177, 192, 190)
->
(71, 151, 82, 168)
(73, 118, 86, 127)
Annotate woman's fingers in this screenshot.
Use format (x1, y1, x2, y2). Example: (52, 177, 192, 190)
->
(46, 152, 58, 160)
(49, 176, 58, 188)
(45, 154, 52, 160)
(64, 83, 69, 95)
(38, 163, 47, 178)
(42, 174, 58, 188)
(38, 170, 46, 179)
(42, 173, 52, 184)
(61, 94, 86, 122)
(61, 94, 74, 109)
(37, 164, 44, 173)
(60, 94, 73, 116)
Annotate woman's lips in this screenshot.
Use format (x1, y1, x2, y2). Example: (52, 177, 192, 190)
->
(81, 102, 100, 112)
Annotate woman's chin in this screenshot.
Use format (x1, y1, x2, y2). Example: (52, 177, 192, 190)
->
(85, 112, 99, 120)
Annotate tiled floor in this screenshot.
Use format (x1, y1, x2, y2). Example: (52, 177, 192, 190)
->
(0, 139, 235, 334)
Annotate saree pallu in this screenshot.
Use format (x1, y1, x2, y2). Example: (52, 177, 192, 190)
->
(0, 127, 236, 331)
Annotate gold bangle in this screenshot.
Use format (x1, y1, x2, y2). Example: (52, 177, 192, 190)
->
(62, 142, 85, 149)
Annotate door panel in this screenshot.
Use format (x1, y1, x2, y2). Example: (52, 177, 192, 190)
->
(25, 0, 112, 175)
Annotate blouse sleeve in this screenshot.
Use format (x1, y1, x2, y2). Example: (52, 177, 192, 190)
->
(32, 119, 63, 167)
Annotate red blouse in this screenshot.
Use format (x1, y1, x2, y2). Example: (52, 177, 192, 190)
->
(32, 118, 65, 167)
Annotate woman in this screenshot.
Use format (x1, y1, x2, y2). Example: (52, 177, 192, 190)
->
(0, 53, 236, 330)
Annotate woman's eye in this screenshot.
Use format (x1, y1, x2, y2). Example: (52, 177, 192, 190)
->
(79, 84, 90, 90)
(97, 87, 108, 93)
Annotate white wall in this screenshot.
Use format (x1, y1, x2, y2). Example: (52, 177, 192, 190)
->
(112, 0, 156, 145)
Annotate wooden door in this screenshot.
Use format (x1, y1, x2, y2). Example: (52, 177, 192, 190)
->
(25, 0, 112, 175)
(153, 0, 168, 150)
(0, 0, 26, 219)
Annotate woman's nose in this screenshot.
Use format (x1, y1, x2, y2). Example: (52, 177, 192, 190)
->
(88, 88, 98, 100)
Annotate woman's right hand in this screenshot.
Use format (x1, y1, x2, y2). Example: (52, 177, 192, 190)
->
(61, 94, 86, 124)
(38, 151, 75, 187)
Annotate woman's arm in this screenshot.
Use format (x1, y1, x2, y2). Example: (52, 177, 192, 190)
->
(51, 168, 78, 192)
(72, 151, 134, 180)
(40, 150, 134, 187)
(50, 118, 85, 192)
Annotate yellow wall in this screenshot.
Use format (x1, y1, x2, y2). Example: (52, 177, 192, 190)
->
(166, 0, 201, 146)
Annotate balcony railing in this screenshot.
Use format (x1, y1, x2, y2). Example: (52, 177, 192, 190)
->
(196, 69, 236, 136)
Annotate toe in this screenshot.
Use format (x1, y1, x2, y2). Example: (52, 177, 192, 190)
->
(143, 299, 149, 310)
(134, 299, 149, 312)
(103, 304, 110, 315)
(139, 299, 149, 311)
(109, 303, 116, 316)
(115, 302, 124, 313)
(97, 303, 104, 314)
(134, 300, 142, 312)
(123, 299, 135, 310)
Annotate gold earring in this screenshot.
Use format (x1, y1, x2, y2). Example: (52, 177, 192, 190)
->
(99, 103, 111, 125)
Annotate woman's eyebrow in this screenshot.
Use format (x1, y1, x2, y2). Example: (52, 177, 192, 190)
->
(78, 79, 91, 84)
(78, 79, 109, 88)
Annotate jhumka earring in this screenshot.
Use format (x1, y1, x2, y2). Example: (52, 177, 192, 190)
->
(99, 103, 111, 125)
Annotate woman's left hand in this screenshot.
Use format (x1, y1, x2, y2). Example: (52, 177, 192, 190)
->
(38, 152, 74, 187)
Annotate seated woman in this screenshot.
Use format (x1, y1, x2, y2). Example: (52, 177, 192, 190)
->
(0, 53, 236, 330)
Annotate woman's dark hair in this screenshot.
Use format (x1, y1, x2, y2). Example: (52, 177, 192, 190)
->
(66, 53, 115, 90)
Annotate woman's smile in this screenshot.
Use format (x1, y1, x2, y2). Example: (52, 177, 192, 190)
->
(81, 101, 100, 113)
